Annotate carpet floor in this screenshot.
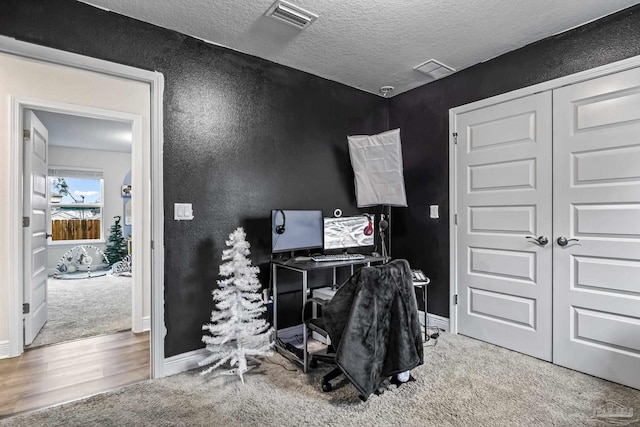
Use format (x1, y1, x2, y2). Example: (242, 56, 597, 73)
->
(27, 275, 132, 348)
(3, 333, 639, 426)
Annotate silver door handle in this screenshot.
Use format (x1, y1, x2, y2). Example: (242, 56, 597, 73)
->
(526, 235, 548, 246)
(557, 236, 579, 247)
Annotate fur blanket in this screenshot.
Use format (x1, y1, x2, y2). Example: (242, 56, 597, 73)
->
(323, 259, 424, 398)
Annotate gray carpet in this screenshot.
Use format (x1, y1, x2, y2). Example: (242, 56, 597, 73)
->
(27, 275, 131, 348)
(4, 333, 639, 426)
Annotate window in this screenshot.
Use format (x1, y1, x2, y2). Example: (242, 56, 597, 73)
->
(48, 168, 104, 243)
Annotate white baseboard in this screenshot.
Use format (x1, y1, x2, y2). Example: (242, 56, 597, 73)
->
(163, 348, 208, 377)
(419, 311, 449, 332)
(142, 316, 150, 332)
(0, 340, 9, 359)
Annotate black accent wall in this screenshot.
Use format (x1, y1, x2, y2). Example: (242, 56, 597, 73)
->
(0, 0, 388, 357)
(389, 5, 640, 319)
(2, 0, 640, 356)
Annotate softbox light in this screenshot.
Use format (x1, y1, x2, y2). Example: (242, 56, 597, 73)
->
(347, 128, 407, 207)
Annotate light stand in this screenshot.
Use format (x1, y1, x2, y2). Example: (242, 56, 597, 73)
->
(379, 208, 390, 263)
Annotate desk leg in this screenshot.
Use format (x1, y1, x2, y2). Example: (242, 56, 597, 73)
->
(302, 270, 308, 373)
(423, 286, 428, 342)
(272, 263, 278, 342)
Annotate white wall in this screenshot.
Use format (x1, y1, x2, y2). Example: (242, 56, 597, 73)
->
(47, 145, 131, 274)
(0, 52, 151, 354)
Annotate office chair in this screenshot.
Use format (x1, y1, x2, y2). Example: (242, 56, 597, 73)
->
(303, 259, 423, 401)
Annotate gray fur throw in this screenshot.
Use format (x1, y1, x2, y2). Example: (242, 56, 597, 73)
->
(323, 259, 424, 398)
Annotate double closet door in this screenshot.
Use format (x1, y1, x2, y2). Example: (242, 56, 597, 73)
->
(454, 66, 640, 389)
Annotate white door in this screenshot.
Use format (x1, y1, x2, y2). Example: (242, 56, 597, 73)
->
(455, 92, 553, 360)
(553, 67, 640, 389)
(23, 110, 49, 346)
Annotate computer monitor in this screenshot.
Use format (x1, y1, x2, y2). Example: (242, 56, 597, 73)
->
(271, 209, 324, 253)
(323, 215, 375, 251)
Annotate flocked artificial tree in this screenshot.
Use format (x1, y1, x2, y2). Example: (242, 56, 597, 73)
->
(200, 227, 273, 383)
(105, 216, 128, 265)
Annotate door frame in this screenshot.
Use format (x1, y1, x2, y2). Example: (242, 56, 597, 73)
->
(16, 99, 145, 340)
(1, 36, 166, 378)
(449, 53, 640, 335)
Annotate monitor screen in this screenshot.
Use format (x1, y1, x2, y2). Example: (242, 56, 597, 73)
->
(323, 215, 375, 250)
(271, 210, 324, 253)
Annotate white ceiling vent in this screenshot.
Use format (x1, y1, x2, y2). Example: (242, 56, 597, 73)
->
(265, 0, 318, 30)
(413, 59, 456, 80)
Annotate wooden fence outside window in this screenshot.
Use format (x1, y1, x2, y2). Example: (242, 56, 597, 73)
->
(52, 219, 101, 241)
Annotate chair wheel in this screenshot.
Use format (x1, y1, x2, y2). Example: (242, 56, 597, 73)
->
(309, 359, 318, 369)
(322, 382, 332, 392)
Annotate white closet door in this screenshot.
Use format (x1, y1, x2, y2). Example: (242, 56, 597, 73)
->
(455, 92, 553, 361)
(553, 67, 640, 389)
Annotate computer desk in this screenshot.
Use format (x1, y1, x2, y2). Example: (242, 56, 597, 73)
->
(271, 255, 385, 372)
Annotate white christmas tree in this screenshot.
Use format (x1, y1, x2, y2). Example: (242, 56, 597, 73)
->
(199, 227, 273, 383)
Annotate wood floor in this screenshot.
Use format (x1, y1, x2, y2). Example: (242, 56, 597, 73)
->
(0, 331, 150, 418)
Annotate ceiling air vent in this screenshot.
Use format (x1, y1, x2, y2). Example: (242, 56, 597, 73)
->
(265, 0, 318, 30)
(413, 59, 456, 80)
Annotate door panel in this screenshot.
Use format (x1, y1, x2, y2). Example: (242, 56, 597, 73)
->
(553, 67, 640, 390)
(456, 92, 553, 361)
(23, 110, 49, 346)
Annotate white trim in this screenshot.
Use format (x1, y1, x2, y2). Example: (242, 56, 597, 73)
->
(142, 316, 151, 332)
(163, 348, 208, 377)
(0, 36, 165, 378)
(448, 53, 640, 337)
(448, 110, 458, 334)
(8, 98, 23, 357)
(419, 311, 450, 332)
(0, 341, 9, 358)
(130, 111, 144, 334)
(427, 312, 449, 332)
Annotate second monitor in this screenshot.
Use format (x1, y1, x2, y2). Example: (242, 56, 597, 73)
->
(324, 215, 375, 251)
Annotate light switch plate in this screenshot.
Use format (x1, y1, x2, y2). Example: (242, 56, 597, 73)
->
(430, 205, 439, 219)
(174, 203, 194, 220)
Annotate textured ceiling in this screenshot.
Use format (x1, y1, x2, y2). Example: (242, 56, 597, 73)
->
(80, 0, 640, 96)
(34, 110, 132, 153)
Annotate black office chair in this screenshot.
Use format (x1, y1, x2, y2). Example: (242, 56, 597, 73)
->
(303, 259, 423, 401)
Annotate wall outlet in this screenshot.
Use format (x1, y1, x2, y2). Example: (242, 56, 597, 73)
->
(430, 205, 439, 219)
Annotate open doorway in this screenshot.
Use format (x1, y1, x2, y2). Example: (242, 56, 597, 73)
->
(0, 36, 165, 382)
(24, 109, 138, 349)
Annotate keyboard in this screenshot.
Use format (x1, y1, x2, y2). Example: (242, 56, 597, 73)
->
(311, 253, 366, 262)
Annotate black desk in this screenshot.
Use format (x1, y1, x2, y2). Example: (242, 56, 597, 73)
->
(271, 255, 385, 372)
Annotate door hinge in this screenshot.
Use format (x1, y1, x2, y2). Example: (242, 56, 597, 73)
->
(150, 240, 154, 250)
(23, 303, 30, 314)
(454, 213, 458, 225)
(23, 217, 30, 227)
(452, 132, 458, 144)
(23, 129, 30, 141)
(454, 294, 458, 305)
